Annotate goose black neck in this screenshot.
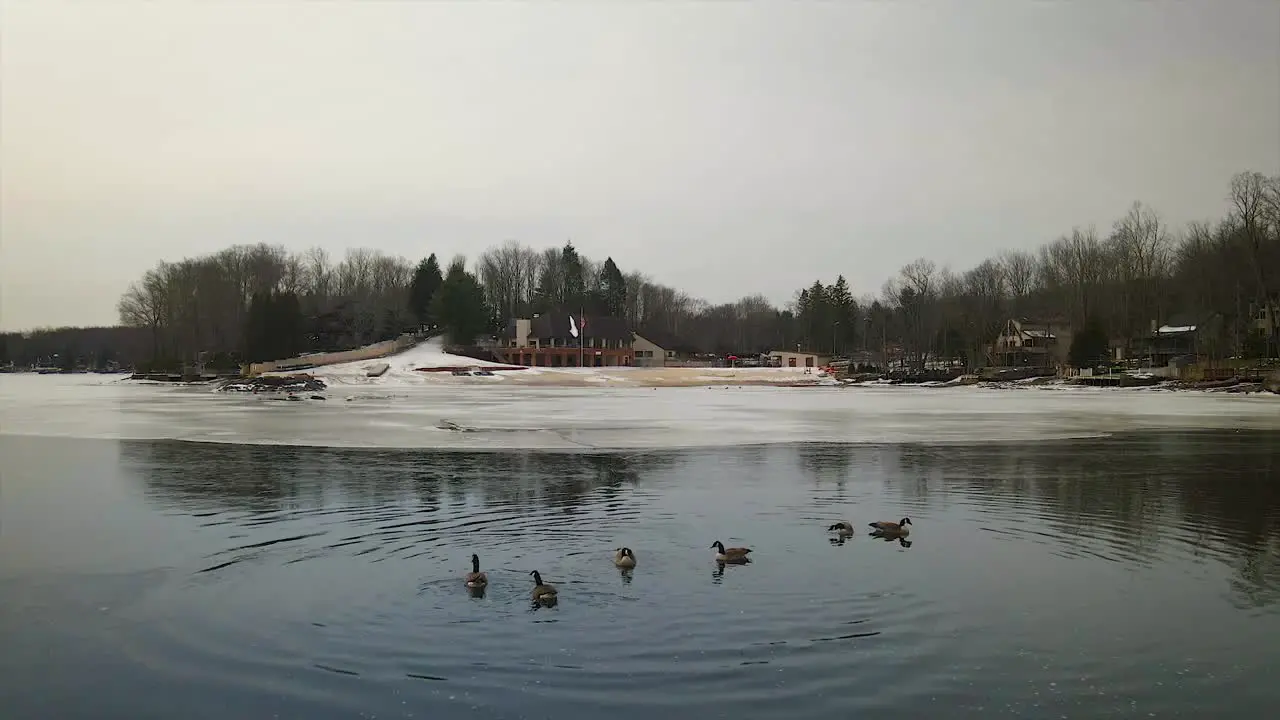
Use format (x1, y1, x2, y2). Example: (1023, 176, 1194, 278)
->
(471, 555, 480, 573)
(531, 571, 542, 584)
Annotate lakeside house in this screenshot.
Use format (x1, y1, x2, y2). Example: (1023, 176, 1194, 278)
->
(767, 349, 830, 369)
(631, 329, 697, 367)
(991, 318, 1072, 369)
(1140, 313, 1225, 367)
(497, 311, 634, 367)
(1251, 295, 1280, 338)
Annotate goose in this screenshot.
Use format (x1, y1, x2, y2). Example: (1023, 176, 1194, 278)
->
(464, 554, 488, 588)
(828, 521, 856, 536)
(614, 547, 637, 568)
(869, 517, 912, 536)
(529, 570, 558, 602)
(710, 540, 752, 564)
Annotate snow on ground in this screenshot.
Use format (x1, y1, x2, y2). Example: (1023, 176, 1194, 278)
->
(270, 338, 839, 388)
(4, 372, 1278, 451)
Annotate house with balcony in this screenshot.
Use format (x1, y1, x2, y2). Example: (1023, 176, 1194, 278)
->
(496, 311, 634, 367)
(991, 318, 1072, 369)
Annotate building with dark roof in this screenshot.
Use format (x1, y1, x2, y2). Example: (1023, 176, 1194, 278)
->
(991, 317, 1073, 368)
(631, 328, 698, 367)
(496, 310, 634, 367)
(1140, 312, 1224, 366)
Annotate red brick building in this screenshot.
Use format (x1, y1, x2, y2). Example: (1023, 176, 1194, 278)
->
(496, 312, 635, 368)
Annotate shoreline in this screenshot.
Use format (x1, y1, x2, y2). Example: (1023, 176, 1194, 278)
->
(5, 367, 1272, 395)
(194, 370, 1279, 394)
(15, 337, 1273, 394)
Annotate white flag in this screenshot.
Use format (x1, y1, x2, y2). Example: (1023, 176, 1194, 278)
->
(568, 315, 579, 338)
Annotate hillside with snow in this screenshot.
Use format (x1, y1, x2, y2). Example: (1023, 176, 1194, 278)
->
(267, 338, 837, 388)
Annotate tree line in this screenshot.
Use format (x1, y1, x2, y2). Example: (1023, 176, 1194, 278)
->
(861, 171, 1280, 370)
(4, 169, 1275, 372)
(1, 326, 151, 371)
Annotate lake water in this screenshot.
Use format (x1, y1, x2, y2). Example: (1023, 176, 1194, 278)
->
(3, 419, 1279, 718)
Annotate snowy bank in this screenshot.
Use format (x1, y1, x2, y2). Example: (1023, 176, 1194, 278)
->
(265, 338, 838, 388)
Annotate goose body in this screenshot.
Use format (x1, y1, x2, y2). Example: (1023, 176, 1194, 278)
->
(614, 547, 637, 568)
(828, 521, 855, 535)
(869, 517, 912, 536)
(710, 540, 752, 564)
(464, 554, 488, 587)
(529, 570, 558, 601)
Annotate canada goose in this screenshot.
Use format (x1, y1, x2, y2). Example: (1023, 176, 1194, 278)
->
(828, 521, 855, 535)
(464, 554, 487, 588)
(869, 517, 912, 536)
(614, 547, 637, 568)
(529, 570, 558, 601)
(710, 540, 752, 564)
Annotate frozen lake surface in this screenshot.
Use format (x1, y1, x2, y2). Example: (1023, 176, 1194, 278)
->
(2, 373, 1277, 450)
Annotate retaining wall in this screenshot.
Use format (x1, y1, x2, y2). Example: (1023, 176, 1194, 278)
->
(245, 335, 416, 376)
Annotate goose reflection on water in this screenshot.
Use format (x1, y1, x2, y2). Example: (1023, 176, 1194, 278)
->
(869, 531, 913, 549)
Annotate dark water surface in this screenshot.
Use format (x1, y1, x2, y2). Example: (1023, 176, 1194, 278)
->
(2, 431, 1279, 719)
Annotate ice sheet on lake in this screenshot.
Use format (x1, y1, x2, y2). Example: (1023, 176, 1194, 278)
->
(2, 372, 1277, 451)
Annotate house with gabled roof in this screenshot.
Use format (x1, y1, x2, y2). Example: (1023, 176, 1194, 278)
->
(991, 317, 1073, 369)
(631, 328, 697, 367)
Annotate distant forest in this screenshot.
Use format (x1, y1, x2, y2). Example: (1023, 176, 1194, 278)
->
(3, 170, 1277, 372)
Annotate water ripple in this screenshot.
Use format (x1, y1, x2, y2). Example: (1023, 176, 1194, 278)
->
(3, 431, 1279, 718)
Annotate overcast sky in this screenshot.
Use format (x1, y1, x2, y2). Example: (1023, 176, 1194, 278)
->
(1, 1, 1277, 331)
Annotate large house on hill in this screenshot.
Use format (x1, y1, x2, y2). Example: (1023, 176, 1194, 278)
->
(496, 311, 634, 367)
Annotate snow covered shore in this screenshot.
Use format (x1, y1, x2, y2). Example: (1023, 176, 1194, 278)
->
(263, 339, 840, 389)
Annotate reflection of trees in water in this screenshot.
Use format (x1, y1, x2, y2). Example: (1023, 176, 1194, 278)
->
(125, 432, 1280, 607)
(800, 431, 1279, 608)
(792, 445, 855, 490)
(122, 441, 329, 513)
(122, 441, 676, 517)
(1230, 534, 1280, 609)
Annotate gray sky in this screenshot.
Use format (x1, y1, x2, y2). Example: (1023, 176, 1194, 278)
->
(2, 1, 1278, 331)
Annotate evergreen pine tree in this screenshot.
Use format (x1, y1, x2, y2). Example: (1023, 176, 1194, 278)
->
(1069, 316, 1109, 369)
(600, 257, 627, 317)
(561, 242, 585, 309)
(432, 258, 491, 345)
(408, 254, 443, 328)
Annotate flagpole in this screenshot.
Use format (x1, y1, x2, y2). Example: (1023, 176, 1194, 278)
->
(579, 305, 585, 369)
